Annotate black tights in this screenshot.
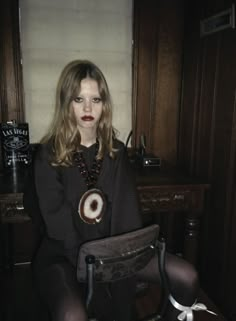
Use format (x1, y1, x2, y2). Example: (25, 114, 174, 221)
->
(137, 252, 199, 320)
(33, 262, 135, 321)
(34, 263, 87, 321)
(33, 253, 199, 321)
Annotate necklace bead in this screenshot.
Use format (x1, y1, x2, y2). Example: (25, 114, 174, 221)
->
(74, 141, 102, 189)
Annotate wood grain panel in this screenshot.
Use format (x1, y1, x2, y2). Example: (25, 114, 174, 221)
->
(132, 0, 159, 151)
(178, 1, 236, 319)
(0, 0, 24, 123)
(133, 0, 184, 165)
(153, 1, 184, 165)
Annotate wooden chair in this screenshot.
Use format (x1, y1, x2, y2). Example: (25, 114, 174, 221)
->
(77, 224, 217, 321)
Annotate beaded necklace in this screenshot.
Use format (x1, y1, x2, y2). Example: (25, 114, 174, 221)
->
(74, 141, 106, 224)
(74, 140, 102, 189)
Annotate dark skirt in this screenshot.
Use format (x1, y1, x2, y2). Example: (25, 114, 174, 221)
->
(32, 238, 136, 321)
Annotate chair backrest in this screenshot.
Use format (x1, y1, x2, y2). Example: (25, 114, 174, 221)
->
(77, 224, 160, 283)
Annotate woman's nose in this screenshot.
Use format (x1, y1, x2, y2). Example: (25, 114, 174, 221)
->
(83, 99, 92, 111)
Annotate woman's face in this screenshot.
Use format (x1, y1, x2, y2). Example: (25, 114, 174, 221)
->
(71, 78, 103, 133)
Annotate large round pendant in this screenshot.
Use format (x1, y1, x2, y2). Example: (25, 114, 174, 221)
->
(78, 188, 106, 224)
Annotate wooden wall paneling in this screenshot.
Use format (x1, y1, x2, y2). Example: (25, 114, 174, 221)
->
(152, 0, 184, 165)
(133, 0, 185, 165)
(192, 35, 222, 298)
(132, 0, 159, 152)
(214, 29, 236, 317)
(178, 1, 202, 174)
(227, 150, 236, 321)
(179, 1, 236, 318)
(179, 0, 215, 302)
(225, 96, 236, 320)
(0, 0, 24, 123)
(195, 35, 219, 178)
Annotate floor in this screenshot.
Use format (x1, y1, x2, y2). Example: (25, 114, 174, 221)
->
(0, 264, 227, 321)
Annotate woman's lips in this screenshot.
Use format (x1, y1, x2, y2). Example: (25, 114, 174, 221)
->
(81, 116, 94, 121)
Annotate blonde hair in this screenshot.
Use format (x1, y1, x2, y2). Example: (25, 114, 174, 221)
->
(41, 60, 117, 166)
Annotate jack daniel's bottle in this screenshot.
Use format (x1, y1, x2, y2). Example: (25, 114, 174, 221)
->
(0, 120, 30, 170)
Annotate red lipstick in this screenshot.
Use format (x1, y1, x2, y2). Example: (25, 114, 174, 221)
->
(81, 116, 94, 121)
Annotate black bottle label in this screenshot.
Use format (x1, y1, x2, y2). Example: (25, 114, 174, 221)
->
(0, 122, 30, 169)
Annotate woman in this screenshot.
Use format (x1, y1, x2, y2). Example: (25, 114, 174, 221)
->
(31, 60, 142, 321)
(28, 60, 199, 321)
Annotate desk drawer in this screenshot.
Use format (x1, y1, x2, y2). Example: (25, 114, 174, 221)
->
(0, 197, 30, 223)
(138, 189, 195, 212)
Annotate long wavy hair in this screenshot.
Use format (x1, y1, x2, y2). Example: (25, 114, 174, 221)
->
(41, 60, 117, 166)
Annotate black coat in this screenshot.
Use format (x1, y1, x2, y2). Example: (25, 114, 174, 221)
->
(27, 140, 142, 270)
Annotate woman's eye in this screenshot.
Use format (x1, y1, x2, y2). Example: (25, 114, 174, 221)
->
(73, 97, 101, 103)
(74, 97, 83, 103)
(93, 97, 102, 103)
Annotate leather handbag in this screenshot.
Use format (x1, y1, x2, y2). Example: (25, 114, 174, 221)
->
(77, 224, 160, 283)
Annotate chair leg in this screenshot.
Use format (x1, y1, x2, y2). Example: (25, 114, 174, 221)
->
(136, 238, 169, 321)
(85, 255, 95, 309)
(156, 237, 169, 319)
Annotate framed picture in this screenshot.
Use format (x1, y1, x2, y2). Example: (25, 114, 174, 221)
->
(200, 4, 235, 37)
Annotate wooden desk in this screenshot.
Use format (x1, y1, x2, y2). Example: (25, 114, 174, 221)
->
(0, 170, 30, 268)
(0, 167, 209, 267)
(0, 170, 30, 224)
(135, 167, 209, 265)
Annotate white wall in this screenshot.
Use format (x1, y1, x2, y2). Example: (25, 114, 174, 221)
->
(19, 0, 133, 144)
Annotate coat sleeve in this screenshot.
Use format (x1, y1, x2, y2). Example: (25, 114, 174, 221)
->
(34, 145, 79, 251)
(110, 144, 143, 235)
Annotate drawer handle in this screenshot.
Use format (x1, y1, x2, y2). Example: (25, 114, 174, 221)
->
(16, 204, 24, 210)
(6, 204, 24, 211)
(157, 197, 170, 202)
(173, 194, 185, 200)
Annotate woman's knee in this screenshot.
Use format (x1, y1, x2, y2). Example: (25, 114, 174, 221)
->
(166, 254, 199, 303)
(63, 306, 87, 321)
(167, 256, 198, 287)
(56, 299, 88, 321)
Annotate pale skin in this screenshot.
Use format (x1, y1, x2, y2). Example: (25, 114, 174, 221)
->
(71, 78, 103, 147)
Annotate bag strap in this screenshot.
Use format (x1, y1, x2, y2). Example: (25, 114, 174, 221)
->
(156, 237, 170, 319)
(85, 255, 95, 309)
